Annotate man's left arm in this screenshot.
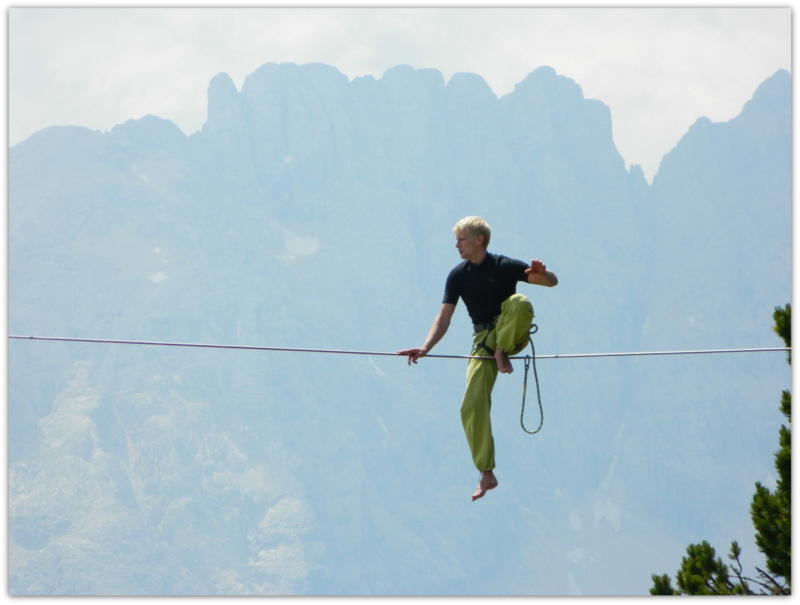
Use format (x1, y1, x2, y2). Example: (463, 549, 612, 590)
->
(525, 258, 558, 287)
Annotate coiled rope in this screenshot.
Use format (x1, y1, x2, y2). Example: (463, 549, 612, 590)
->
(520, 324, 543, 435)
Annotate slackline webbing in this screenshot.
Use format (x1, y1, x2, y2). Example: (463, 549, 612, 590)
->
(8, 334, 790, 437)
(7, 335, 790, 360)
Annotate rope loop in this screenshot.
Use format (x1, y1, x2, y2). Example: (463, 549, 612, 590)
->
(520, 324, 544, 435)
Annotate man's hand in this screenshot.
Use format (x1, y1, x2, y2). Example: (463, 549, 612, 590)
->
(526, 258, 558, 286)
(397, 347, 428, 365)
(525, 258, 547, 276)
(398, 304, 454, 366)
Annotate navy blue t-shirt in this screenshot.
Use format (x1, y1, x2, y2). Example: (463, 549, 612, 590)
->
(443, 253, 529, 326)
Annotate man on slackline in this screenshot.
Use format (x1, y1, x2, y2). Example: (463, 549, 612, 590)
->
(398, 216, 558, 501)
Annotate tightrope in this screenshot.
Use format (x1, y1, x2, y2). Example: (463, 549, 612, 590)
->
(9, 334, 790, 438)
(7, 335, 790, 360)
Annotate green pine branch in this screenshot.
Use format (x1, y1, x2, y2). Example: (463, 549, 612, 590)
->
(650, 304, 791, 596)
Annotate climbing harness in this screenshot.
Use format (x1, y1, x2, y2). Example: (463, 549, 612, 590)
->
(520, 324, 544, 435)
(472, 318, 498, 357)
(474, 334, 496, 358)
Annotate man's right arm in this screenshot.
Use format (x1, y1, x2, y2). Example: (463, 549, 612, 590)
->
(397, 303, 456, 365)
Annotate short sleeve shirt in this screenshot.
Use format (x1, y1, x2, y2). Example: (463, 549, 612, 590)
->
(443, 253, 529, 326)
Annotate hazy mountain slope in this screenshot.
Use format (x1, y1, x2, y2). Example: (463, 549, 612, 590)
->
(8, 63, 791, 595)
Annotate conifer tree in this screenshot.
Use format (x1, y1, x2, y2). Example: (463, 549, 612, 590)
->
(650, 304, 791, 595)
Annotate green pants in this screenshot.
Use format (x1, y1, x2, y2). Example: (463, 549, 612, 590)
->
(460, 293, 534, 471)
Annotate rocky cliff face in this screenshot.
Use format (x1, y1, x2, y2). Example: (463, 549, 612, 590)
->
(8, 63, 791, 595)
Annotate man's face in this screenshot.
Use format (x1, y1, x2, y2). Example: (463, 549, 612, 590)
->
(455, 229, 484, 261)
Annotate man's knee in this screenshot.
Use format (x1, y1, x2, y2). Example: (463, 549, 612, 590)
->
(461, 383, 490, 414)
(461, 374, 493, 418)
(504, 293, 533, 313)
(502, 294, 533, 324)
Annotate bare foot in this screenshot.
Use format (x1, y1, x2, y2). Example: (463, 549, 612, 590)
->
(495, 348, 514, 374)
(471, 470, 499, 501)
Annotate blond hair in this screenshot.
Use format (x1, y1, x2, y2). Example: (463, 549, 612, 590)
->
(453, 216, 491, 248)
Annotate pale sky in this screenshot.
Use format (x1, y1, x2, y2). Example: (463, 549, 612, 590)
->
(7, 6, 792, 181)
